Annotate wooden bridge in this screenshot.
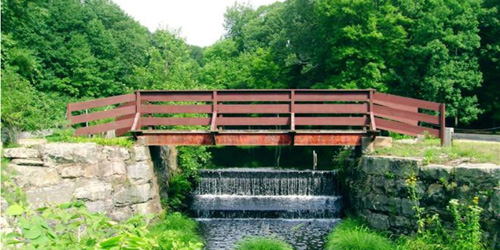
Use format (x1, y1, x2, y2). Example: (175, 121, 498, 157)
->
(67, 89, 446, 146)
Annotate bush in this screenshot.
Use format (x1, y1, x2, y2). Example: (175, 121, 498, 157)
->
(235, 237, 293, 250)
(325, 218, 396, 250)
(149, 212, 204, 250)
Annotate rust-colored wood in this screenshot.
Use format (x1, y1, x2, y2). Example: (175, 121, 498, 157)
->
(294, 134, 363, 146)
(218, 104, 290, 114)
(211, 91, 218, 131)
(141, 133, 214, 145)
(218, 117, 290, 126)
(294, 104, 367, 114)
(217, 91, 290, 101)
(440, 104, 446, 146)
(141, 117, 211, 126)
(215, 134, 292, 145)
(373, 92, 440, 111)
(141, 92, 213, 102)
(75, 118, 134, 136)
(115, 101, 136, 136)
(375, 118, 439, 137)
(295, 117, 368, 126)
(70, 105, 135, 124)
(290, 90, 295, 131)
(295, 91, 368, 102)
(373, 105, 439, 125)
(142, 105, 212, 114)
(68, 94, 135, 112)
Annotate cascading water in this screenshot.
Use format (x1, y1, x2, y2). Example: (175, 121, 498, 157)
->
(190, 168, 343, 250)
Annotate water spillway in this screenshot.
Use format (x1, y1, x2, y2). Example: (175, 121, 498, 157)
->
(191, 168, 342, 250)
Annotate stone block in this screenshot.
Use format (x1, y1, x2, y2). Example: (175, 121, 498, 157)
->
(103, 146, 130, 161)
(133, 146, 149, 162)
(361, 156, 390, 175)
(419, 165, 453, 180)
(368, 213, 389, 230)
(11, 159, 44, 166)
(126, 161, 153, 184)
(426, 183, 445, 202)
(25, 182, 75, 208)
(488, 188, 500, 220)
(4, 147, 40, 159)
(42, 143, 98, 165)
(389, 215, 411, 228)
(18, 139, 47, 147)
(455, 163, 500, 185)
(102, 161, 127, 177)
(389, 157, 421, 178)
(114, 183, 153, 206)
(362, 137, 393, 153)
(11, 164, 61, 188)
(57, 164, 100, 178)
(74, 179, 112, 201)
(133, 199, 162, 215)
(85, 199, 113, 213)
(401, 198, 416, 216)
(110, 207, 133, 221)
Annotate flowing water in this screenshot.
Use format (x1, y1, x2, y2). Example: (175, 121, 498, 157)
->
(190, 168, 343, 250)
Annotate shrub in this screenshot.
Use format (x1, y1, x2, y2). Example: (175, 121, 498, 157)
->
(325, 218, 396, 250)
(235, 237, 293, 250)
(149, 212, 204, 250)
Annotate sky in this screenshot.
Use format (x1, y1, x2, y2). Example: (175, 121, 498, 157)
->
(112, 0, 282, 47)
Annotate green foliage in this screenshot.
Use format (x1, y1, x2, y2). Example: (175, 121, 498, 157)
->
(46, 129, 134, 148)
(1, 158, 27, 205)
(166, 174, 194, 212)
(148, 212, 204, 250)
(235, 237, 293, 250)
(325, 218, 396, 250)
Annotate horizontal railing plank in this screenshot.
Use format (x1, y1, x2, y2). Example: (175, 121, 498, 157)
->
(295, 104, 368, 114)
(68, 94, 135, 112)
(70, 105, 135, 124)
(374, 104, 439, 125)
(75, 118, 134, 136)
(218, 92, 291, 101)
(295, 117, 368, 126)
(141, 92, 213, 102)
(218, 104, 290, 114)
(141, 117, 211, 126)
(218, 117, 290, 126)
(142, 105, 212, 114)
(374, 92, 440, 111)
(295, 91, 368, 102)
(375, 118, 439, 137)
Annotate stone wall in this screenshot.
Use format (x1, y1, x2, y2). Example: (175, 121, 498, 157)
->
(3, 142, 163, 221)
(347, 156, 500, 249)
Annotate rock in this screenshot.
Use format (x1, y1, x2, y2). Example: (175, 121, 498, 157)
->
(426, 183, 445, 202)
(114, 183, 153, 206)
(134, 200, 162, 215)
(74, 179, 113, 201)
(1, 197, 8, 213)
(368, 213, 389, 230)
(18, 139, 47, 147)
(488, 188, 500, 220)
(361, 156, 390, 175)
(85, 199, 113, 213)
(126, 161, 153, 184)
(4, 147, 40, 159)
(133, 146, 149, 161)
(11, 159, 44, 166)
(11, 164, 61, 188)
(25, 182, 75, 208)
(110, 207, 133, 221)
(419, 165, 453, 180)
(102, 161, 127, 177)
(389, 157, 421, 178)
(57, 164, 101, 178)
(455, 163, 500, 185)
(401, 198, 416, 216)
(42, 143, 98, 165)
(390, 215, 410, 228)
(103, 146, 130, 161)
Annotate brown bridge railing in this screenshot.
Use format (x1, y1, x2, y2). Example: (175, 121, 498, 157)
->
(67, 89, 445, 146)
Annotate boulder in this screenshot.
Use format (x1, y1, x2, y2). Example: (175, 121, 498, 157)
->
(114, 183, 153, 206)
(102, 161, 127, 177)
(42, 143, 98, 165)
(4, 148, 40, 159)
(11, 164, 61, 188)
(126, 161, 153, 184)
(74, 179, 113, 201)
(133, 146, 149, 161)
(368, 213, 389, 230)
(25, 182, 75, 208)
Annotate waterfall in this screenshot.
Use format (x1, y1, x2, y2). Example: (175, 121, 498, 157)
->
(190, 168, 342, 250)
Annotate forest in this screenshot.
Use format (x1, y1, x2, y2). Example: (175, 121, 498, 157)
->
(1, 0, 499, 136)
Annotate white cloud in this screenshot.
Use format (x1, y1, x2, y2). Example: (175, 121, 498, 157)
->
(112, 0, 282, 47)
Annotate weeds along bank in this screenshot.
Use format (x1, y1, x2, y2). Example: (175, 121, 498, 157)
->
(345, 155, 500, 249)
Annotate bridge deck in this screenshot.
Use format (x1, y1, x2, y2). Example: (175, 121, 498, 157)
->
(66, 89, 446, 146)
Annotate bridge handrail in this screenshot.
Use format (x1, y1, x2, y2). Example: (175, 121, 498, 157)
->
(66, 89, 446, 145)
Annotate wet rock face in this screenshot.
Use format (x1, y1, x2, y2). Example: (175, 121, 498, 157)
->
(348, 156, 500, 249)
(191, 169, 343, 250)
(3, 143, 162, 221)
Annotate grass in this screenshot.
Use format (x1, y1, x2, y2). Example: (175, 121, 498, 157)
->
(235, 237, 293, 250)
(45, 128, 134, 148)
(325, 218, 396, 250)
(148, 212, 204, 250)
(372, 139, 500, 165)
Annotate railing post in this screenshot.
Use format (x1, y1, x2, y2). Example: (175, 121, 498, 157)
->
(290, 90, 295, 131)
(132, 91, 141, 131)
(368, 89, 376, 132)
(210, 90, 218, 131)
(440, 103, 446, 146)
